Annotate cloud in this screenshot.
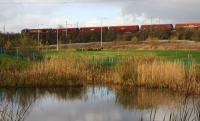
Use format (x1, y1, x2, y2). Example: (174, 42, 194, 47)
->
(122, 0, 200, 23)
(0, 0, 200, 32)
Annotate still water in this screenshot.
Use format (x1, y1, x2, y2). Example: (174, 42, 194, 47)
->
(0, 86, 199, 121)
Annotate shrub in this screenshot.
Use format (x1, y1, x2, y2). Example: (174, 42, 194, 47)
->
(169, 35, 178, 43)
(146, 36, 159, 44)
(131, 37, 139, 44)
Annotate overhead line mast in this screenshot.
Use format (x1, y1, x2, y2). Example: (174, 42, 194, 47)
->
(3, 25, 5, 33)
(66, 20, 68, 44)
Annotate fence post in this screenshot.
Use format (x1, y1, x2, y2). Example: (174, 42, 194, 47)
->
(0, 47, 2, 55)
(16, 48, 19, 60)
(32, 53, 35, 61)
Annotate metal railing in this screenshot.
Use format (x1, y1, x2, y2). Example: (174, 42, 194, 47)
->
(0, 47, 43, 61)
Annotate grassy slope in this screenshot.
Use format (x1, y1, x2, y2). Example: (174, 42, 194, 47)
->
(44, 49, 200, 63)
(0, 55, 29, 69)
(1, 49, 200, 69)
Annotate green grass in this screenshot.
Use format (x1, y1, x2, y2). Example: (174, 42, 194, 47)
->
(44, 49, 200, 63)
(0, 55, 30, 69)
(1, 49, 200, 70)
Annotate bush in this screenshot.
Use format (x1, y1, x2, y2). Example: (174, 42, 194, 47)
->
(131, 37, 139, 44)
(146, 36, 159, 44)
(169, 35, 178, 43)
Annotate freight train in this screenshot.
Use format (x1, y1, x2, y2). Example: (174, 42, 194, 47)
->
(21, 22, 200, 44)
(22, 23, 200, 34)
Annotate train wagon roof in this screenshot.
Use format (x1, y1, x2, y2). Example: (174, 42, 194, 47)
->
(175, 23, 200, 28)
(109, 25, 139, 28)
(109, 25, 139, 27)
(80, 26, 108, 29)
(141, 24, 173, 26)
(79, 26, 108, 32)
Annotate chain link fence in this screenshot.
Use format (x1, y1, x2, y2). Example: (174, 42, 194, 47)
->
(0, 47, 43, 61)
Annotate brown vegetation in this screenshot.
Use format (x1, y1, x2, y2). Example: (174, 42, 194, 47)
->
(0, 55, 200, 94)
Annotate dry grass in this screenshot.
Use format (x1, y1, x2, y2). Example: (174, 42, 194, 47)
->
(137, 61, 185, 88)
(22, 57, 87, 87)
(0, 55, 200, 93)
(112, 56, 200, 93)
(146, 37, 160, 45)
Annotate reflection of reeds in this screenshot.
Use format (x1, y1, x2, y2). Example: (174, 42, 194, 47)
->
(114, 86, 190, 110)
(0, 95, 33, 121)
(141, 100, 200, 121)
(0, 55, 200, 93)
(0, 87, 86, 121)
(194, 101, 200, 121)
(1, 87, 86, 106)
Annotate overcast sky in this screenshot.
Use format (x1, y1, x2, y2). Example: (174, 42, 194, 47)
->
(0, 0, 200, 32)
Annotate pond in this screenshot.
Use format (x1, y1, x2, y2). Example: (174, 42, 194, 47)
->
(0, 86, 199, 121)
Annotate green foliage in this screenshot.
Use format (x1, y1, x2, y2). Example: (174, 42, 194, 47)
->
(0, 55, 29, 70)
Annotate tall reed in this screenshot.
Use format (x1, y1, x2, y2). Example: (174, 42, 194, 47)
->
(0, 55, 199, 94)
(112, 56, 199, 93)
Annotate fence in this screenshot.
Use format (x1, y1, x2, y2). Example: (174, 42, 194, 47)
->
(0, 47, 43, 61)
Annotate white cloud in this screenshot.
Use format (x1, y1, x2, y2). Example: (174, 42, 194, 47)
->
(0, 0, 200, 32)
(121, 0, 200, 23)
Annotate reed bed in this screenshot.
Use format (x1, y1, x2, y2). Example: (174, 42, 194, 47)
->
(113, 56, 200, 93)
(0, 55, 200, 93)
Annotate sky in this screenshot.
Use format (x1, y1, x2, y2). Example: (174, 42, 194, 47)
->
(0, 0, 200, 32)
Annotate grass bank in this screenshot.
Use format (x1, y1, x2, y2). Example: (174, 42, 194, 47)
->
(0, 53, 200, 94)
(44, 49, 200, 63)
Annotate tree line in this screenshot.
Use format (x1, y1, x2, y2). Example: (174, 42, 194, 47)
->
(1, 28, 200, 49)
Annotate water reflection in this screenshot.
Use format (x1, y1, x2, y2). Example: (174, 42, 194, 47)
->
(0, 87, 87, 103)
(0, 86, 199, 121)
(115, 87, 185, 110)
(0, 87, 86, 121)
(0, 89, 34, 121)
